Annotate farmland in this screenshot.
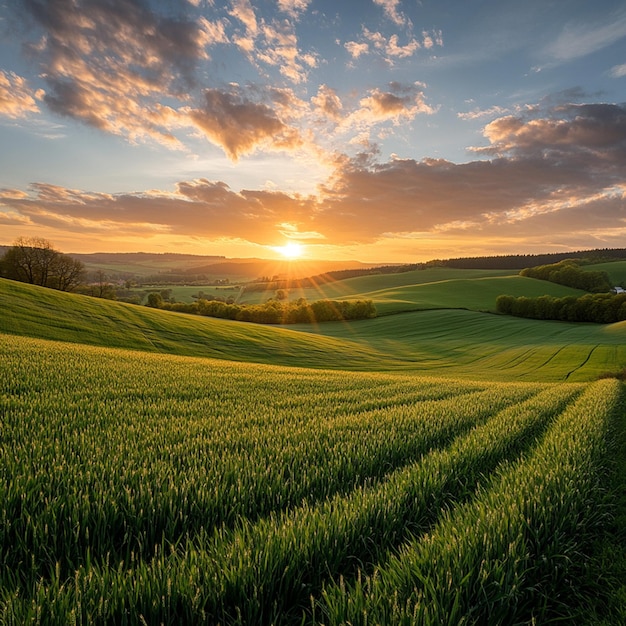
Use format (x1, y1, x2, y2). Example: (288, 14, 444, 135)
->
(1, 268, 626, 623)
(235, 267, 586, 313)
(3, 277, 626, 380)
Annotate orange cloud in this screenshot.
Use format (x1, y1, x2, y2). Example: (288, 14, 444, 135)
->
(277, 0, 312, 19)
(373, 0, 407, 27)
(344, 27, 441, 64)
(256, 20, 317, 84)
(311, 85, 343, 121)
(346, 83, 435, 129)
(229, 0, 259, 36)
(313, 104, 626, 243)
(344, 41, 369, 59)
(0, 179, 319, 246)
(0, 71, 42, 118)
(19, 0, 219, 146)
(3, 101, 625, 253)
(458, 105, 508, 121)
(479, 103, 626, 162)
(186, 87, 303, 159)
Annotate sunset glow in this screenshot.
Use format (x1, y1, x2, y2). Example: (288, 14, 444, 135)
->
(0, 1, 625, 262)
(274, 242, 305, 260)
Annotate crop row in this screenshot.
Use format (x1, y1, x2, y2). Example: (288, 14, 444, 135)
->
(317, 378, 622, 625)
(1, 334, 610, 624)
(0, 336, 545, 584)
(76, 382, 576, 625)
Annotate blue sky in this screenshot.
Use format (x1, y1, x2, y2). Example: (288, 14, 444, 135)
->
(0, 0, 625, 262)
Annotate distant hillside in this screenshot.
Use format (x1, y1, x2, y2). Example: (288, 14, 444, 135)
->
(68, 251, 227, 278)
(73, 251, 226, 266)
(3, 245, 626, 282)
(429, 248, 626, 270)
(180, 259, 374, 282)
(58, 252, 376, 282)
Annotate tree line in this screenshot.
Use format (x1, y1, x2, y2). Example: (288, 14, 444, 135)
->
(0, 237, 85, 291)
(496, 293, 626, 324)
(494, 259, 622, 323)
(519, 259, 612, 292)
(428, 248, 626, 270)
(148, 294, 377, 324)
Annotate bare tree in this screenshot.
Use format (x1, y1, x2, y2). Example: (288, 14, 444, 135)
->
(52, 255, 86, 291)
(0, 237, 85, 291)
(2, 237, 51, 284)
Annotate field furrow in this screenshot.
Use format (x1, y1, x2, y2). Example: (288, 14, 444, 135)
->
(0, 336, 540, 587)
(317, 379, 622, 625)
(0, 332, 621, 624)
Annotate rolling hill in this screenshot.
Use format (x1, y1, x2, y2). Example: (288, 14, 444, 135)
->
(3, 267, 626, 624)
(237, 266, 588, 314)
(2, 274, 626, 381)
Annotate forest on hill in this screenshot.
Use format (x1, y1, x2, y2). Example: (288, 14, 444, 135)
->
(429, 247, 626, 270)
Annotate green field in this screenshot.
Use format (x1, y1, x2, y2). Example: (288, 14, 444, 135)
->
(145, 284, 241, 303)
(2, 271, 626, 624)
(586, 259, 626, 286)
(2, 277, 626, 380)
(236, 267, 587, 312)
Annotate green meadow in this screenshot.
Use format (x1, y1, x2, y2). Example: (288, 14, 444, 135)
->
(2, 275, 625, 380)
(1, 268, 626, 624)
(236, 266, 587, 311)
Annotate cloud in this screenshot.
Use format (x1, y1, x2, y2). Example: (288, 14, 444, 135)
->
(421, 29, 443, 49)
(543, 8, 626, 64)
(185, 87, 303, 159)
(256, 20, 317, 83)
(458, 105, 509, 121)
(227, 2, 316, 84)
(4, 98, 625, 252)
(386, 34, 420, 58)
(479, 103, 626, 165)
(8, 0, 433, 165)
(315, 102, 626, 243)
(229, 0, 258, 36)
(277, 0, 312, 19)
(311, 85, 343, 121)
(344, 41, 369, 59)
(0, 71, 42, 118)
(346, 83, 435, 129)
(610, 63, 626, 78)
(314, 152, 625, 245)
(373, 0, 407, 27)
(18, 0, 220, 145)
(0, 179, 317, 245)
(344, 27, 441, 64)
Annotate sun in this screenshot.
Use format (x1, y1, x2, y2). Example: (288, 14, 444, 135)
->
(275, 241, 304, 259)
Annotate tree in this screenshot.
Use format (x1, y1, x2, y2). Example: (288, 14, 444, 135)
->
(91, 270, 116, 299)
(146, 292, 164, 308)
(2, 237, 54, 285)
(52, 254, 86, 291)
(0, 237, 85, 291)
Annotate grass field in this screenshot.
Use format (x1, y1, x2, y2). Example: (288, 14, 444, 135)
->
(236, 267, 586, 312)
(2, 271, 626, 624)
(585, 260, 626, 286)
(2, 277, 626, 380)
(145, 284, 241, 303)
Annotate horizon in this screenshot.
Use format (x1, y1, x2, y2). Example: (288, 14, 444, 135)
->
(4, 241, 626, 272)
(1, 1, 625, 262)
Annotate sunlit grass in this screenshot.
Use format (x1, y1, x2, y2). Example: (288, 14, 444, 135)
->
(2, 335, 619, 624)
(3, 278, 626, 381)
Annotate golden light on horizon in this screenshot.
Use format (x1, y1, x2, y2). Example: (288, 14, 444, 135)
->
(273, 241, 305, 259)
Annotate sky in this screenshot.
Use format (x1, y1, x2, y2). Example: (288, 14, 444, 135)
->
(0, 0, 625, 263)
